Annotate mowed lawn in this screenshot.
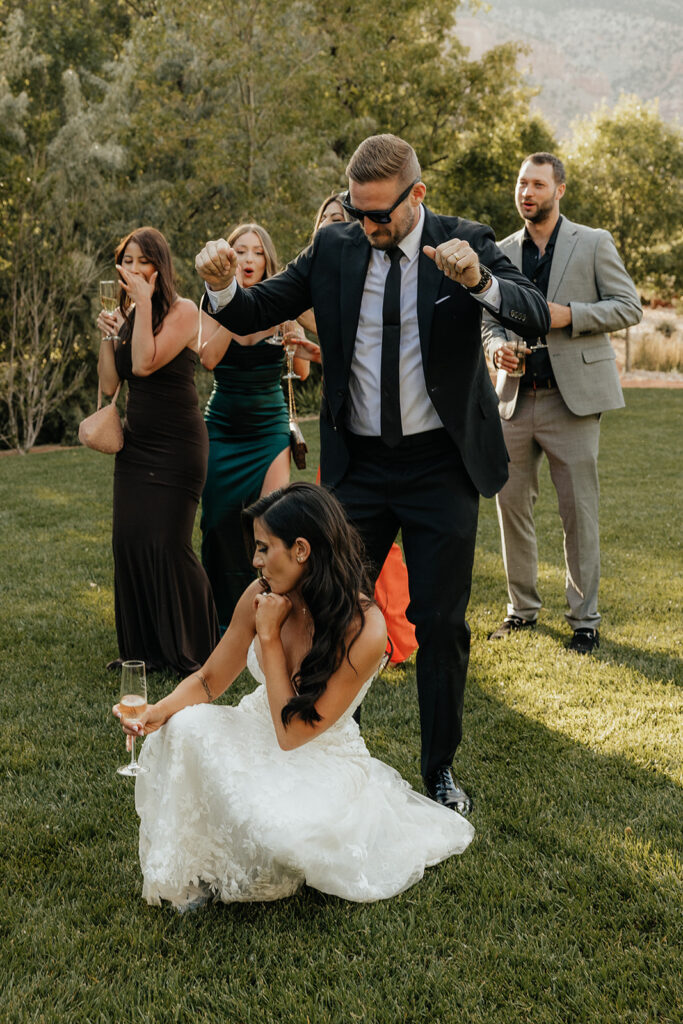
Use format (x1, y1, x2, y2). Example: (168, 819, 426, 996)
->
(0, 389, 680, 1024)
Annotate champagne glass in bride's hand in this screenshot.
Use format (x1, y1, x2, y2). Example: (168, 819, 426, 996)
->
(99, 280, 120, 341)
(117, 661, 149, 777)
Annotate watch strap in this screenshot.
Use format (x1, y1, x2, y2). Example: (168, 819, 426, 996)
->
(465, 264, 492, 294)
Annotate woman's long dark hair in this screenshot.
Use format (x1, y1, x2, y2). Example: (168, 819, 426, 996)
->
(115, 226, 176, 343)
(242, 482, 373, 727)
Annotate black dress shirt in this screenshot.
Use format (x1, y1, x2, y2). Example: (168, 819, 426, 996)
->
(520, 215, 563, 385)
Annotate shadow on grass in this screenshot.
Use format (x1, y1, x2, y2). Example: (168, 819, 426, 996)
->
(2, 627, 681, 1022)
(529, 622, 683, 686)
(471, 558, 682, 689)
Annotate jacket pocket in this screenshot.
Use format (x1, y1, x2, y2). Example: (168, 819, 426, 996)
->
(582, 348, 616, 364)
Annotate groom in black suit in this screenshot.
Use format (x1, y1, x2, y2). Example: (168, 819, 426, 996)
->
(196, 134, 549, 814)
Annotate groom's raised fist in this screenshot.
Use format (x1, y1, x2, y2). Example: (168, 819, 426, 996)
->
(195, 239, 238, 291)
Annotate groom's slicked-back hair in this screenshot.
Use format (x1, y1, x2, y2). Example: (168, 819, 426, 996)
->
(346, 134, 421, 187)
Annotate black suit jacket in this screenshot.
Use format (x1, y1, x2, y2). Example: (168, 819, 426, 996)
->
(208, 207, 550, 498)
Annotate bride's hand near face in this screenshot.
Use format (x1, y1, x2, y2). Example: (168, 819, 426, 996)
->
(254, 591, 292, 642)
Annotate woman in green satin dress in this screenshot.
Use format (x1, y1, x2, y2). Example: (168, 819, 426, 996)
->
(199, 223, 317, 631)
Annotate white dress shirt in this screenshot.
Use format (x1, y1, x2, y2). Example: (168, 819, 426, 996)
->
(206, 205, 501, 437)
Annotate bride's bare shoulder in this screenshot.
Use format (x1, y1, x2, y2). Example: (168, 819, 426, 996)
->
(352, 602, 387, 658)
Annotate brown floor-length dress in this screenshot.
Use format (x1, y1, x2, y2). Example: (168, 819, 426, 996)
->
(113, 342, 219, 674)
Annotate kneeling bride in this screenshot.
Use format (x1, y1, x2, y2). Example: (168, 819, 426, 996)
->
(114, 482, 473, 908)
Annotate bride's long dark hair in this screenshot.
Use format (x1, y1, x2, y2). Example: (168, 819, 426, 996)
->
(242, 483, 373, 727)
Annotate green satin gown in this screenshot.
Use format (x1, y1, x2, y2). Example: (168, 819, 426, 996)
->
(201, 339, 289, 631)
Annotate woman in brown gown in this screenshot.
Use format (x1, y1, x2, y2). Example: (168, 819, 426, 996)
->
(97, 227, 219, 674)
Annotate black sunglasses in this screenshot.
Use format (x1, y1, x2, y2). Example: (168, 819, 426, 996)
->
(341, 179, 419, 224)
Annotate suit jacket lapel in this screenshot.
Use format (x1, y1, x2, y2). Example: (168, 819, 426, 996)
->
(548, 218, 579, 300)
(339, 229, 371, 380)
(505, 229, 524, 270)
(417, 208, 448, 366)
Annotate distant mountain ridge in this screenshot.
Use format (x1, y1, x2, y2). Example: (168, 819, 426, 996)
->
(456, 0, 682, 136)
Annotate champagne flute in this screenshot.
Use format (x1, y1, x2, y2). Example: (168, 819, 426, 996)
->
(117, 660, 149, 777)
(264, 328, 284, 346)
(281, 321, 301, 380)
(283, 346, 301, 380)
(100, 280, 120, 342)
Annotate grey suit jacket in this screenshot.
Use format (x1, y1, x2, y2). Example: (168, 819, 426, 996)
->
(482, 217, 642, 418)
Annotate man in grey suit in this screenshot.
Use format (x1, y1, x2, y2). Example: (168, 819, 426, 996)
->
(482, 152, 642, 653)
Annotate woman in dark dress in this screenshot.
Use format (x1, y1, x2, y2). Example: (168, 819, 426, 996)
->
(198, 223, 316, 632)
(97, 227, 219, 674)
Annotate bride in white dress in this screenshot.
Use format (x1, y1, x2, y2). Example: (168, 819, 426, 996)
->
(114, 482, 474, 908)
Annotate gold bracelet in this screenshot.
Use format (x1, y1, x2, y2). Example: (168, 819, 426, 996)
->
(196, 670, 213, 702)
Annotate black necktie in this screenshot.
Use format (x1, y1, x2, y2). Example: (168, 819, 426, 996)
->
(381, 247, 404, 447)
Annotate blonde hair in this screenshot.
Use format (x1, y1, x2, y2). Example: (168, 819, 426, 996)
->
(227, 223, 278, 279)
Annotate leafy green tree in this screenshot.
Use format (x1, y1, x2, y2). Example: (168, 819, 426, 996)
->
(431, 98, 557, 237)
(0, 0, 134, 109)
(0, 12, 123, 450)
(562, 95, 683, 297)
(101, 0, 549, 275)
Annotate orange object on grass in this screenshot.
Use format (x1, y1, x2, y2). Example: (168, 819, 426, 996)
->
(314, 467, 416, 665)
(373, 543, 417, 664)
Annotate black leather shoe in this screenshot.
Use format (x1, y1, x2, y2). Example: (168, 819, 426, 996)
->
(106, 658, 124, 672)
(488, 615, 535, 639)
(568, 628, 600, 654)
(424, 766, 472, 816)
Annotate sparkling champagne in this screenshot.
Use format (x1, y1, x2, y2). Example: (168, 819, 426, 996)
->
(117, 660, 149, 776)
(99, 280, 119, 317)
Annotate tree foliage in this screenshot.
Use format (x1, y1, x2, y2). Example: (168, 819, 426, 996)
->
(0, 11, 123, 450)
(1, 3, 678, 450)
(562, 96, 683, 296)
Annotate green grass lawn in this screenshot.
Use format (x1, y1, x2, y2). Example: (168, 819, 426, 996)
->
(0, 390, 681, 1024)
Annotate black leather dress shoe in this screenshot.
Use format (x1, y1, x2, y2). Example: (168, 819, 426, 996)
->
(568, 628, 600, 654)
(424, 766, 472, 816)
(488, 615, 535, 639)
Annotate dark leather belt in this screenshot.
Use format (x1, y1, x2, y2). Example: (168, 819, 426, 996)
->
(346, 427, 453, 459)
(521, 377, 557, 391)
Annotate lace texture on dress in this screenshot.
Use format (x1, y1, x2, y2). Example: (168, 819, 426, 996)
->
(134, 641, 474, 907)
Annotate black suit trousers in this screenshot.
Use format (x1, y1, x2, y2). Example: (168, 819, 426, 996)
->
(331, 428, 479, 780)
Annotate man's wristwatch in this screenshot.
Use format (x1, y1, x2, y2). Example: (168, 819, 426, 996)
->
(465, 265, 492, 294)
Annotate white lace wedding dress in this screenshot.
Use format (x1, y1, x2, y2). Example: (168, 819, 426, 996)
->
(135, 641, 474, 908)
